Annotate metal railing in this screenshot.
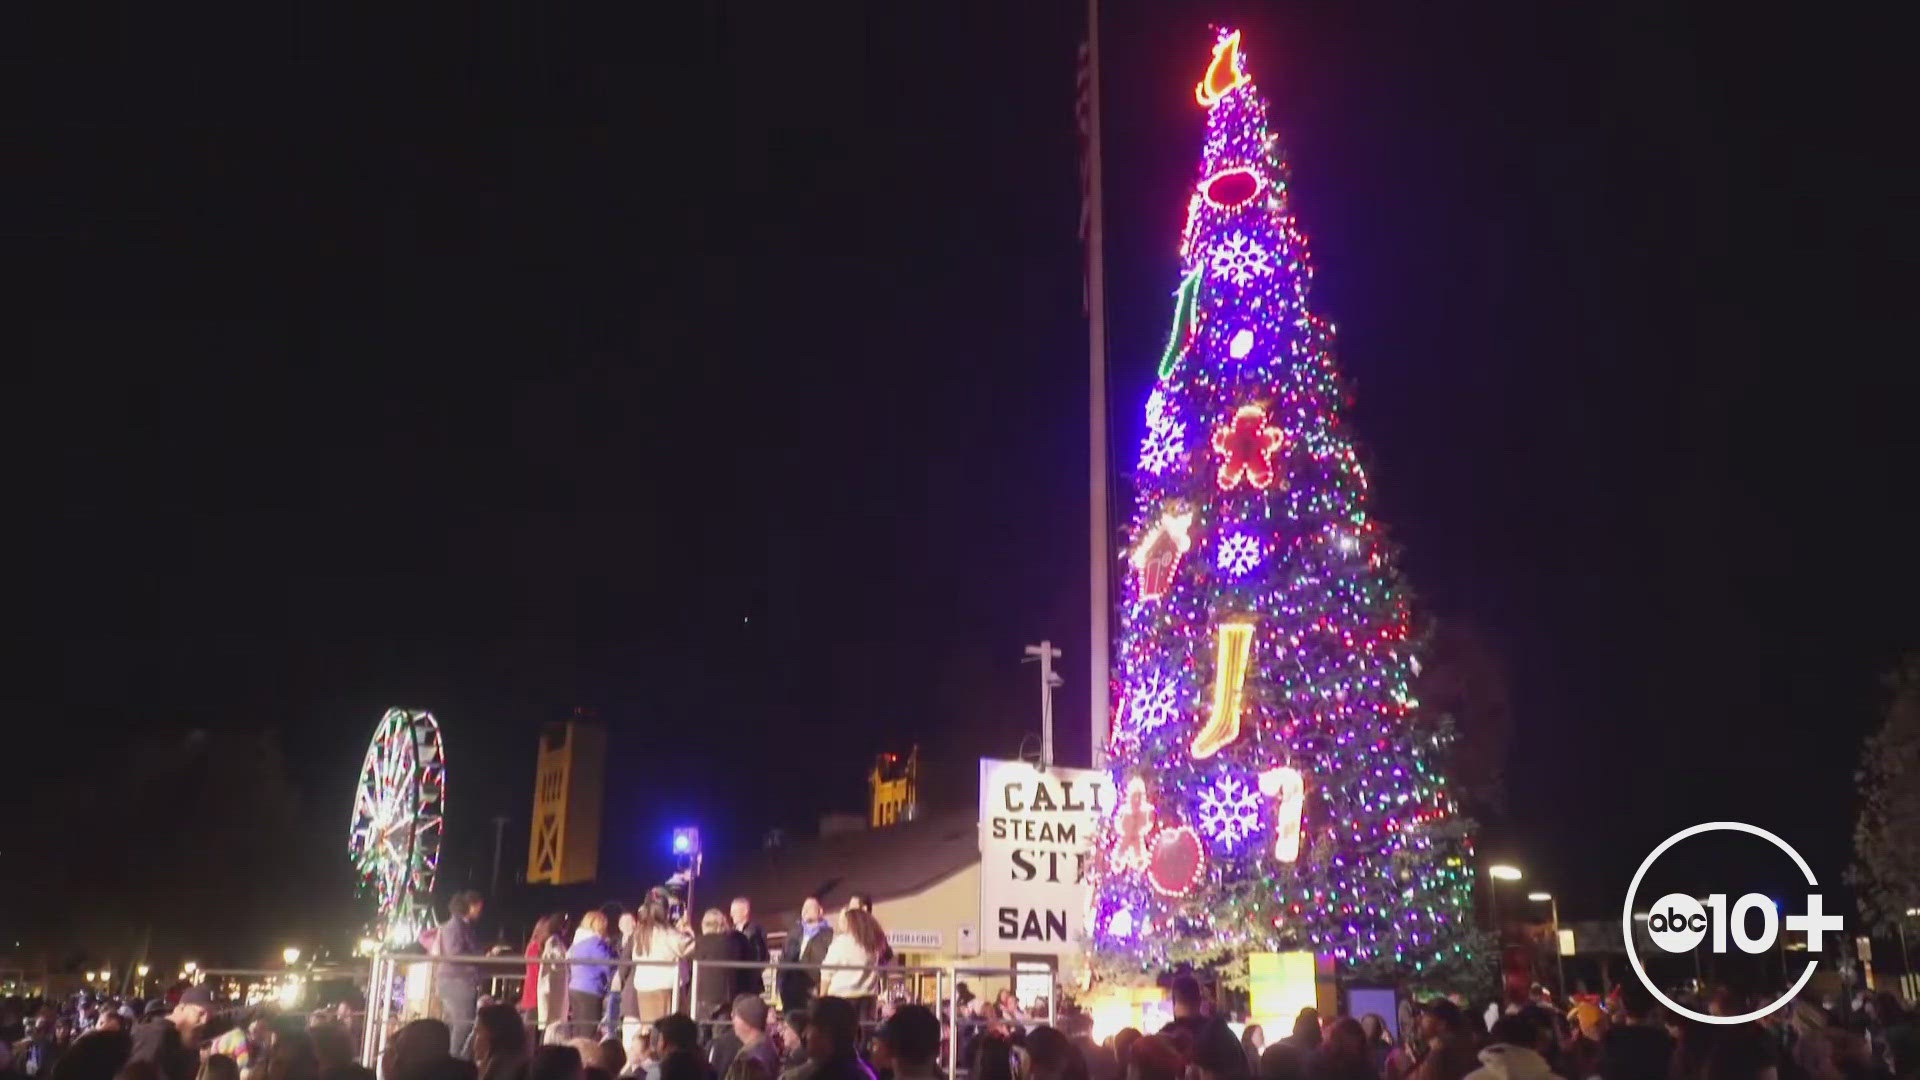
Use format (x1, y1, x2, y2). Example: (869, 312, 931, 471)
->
(358, 951, 1056, 1075)
(360, 952, 684, 1066)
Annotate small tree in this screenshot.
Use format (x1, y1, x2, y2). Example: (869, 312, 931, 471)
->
(1849, 652, 1920, 935)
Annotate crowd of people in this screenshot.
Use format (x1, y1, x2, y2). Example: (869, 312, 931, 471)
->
(497, 889, 897, 1050)
(8, 886, 1916, 1080)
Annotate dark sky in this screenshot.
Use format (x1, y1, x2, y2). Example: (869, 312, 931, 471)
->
(15, 0, 1913, 961)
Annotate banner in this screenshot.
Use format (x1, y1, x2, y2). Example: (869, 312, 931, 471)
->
(978, 758, 1116, 956)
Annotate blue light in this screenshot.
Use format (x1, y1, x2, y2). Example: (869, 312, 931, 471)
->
(672, 834, 691, 854)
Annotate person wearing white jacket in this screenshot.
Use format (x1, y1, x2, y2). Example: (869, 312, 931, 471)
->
(1463, 1017, 1564, 1080)
(819, 906, 887, 1011)
(621, 890, 691, 1041)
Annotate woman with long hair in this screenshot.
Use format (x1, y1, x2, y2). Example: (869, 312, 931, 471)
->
(619, 889, 690, 1042)
(1306, 1019, 1374, 1080)
(819, 906, 886, 1014)
(568, 911, 618, 1039)
(521, 914, 567, 1030)
(1240, 1025, 1266, 1074)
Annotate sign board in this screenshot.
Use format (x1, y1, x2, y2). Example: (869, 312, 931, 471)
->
(889, 930, 942, 950)
(978, 758, 1116, 956)
(1248, 952, 1318, 1032)
(1558, 928, 1576, 956)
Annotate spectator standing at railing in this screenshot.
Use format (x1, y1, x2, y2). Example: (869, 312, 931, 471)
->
(570, 913, 620, 1040)
(777, 901, 834, 1015)
(729, 900, 768, 999)
(841, 899, 892, 968)
(522, 915, 569, 1033)
(819, 910, 884, 1021)
(691, 911, 755, 1022)
(439, 891, 488, 1059)
(623, 891, 692, 1043)
(610, 913, 637, 1045)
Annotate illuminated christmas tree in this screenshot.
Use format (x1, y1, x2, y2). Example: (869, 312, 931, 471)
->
(1092, 29, 1479, 988)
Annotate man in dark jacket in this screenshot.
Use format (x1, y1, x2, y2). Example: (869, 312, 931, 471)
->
(129, 987, 210, 1080)
(776, 898, 833, 1013)
(1595, 982, 1673, 1080)
(1159, 974, 1250, 1080)
(438, 890, 486, 1058)
(730, 898, 769, 997)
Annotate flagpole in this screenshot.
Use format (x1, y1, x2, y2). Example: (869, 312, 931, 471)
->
(1086, 0, 1111, 770)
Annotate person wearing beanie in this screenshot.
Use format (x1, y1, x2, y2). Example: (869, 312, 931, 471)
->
(722, 996, 780, 1080)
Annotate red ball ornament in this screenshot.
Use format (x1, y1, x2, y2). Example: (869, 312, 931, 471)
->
(1148, 825, 1207, 897)
(1201, 166, 1263, 209)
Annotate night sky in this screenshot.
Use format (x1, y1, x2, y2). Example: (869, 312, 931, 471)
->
(15, 0, 1913, 964)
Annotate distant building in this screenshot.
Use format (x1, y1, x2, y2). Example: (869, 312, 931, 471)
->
(526, 711, 606, 885)
(703, 753, 1066, 1007)
(868, 747, 919, 827)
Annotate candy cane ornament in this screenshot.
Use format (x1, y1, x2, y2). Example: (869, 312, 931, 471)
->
(1258, 766, 1305, 863)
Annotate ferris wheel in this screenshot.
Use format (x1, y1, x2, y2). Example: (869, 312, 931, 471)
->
(348, 708, 447, 942)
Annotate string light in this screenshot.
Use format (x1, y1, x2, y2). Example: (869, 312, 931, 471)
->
(1130, 510, 1195, 601)
(1201, 165, 1265, 209)
(1193, 29, 1251, 107)
(1259, 766, 1307, 862)
(1094, 27, 1477, 991)
(1211, 404, 1287, 490)
(1148, 826, 1207, 896)
(1159, 269, 1204, 379)
(1191, 620, 1255, 759)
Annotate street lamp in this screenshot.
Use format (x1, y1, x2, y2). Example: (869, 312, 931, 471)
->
(1528, 891, 1566, 1004)
(283, 947, 301, 966)
(1486, 864, 1524, 948)
(137, 964, 150, 977)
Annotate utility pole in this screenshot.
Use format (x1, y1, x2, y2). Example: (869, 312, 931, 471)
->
(1024, 642, 1065, 769)
(1084, 0, 1111, 771)
(489, 815, 509, 898)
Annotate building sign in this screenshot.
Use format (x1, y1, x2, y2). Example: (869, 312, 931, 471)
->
(978, 758, 1116, 956)
(889, 930, 942, 950)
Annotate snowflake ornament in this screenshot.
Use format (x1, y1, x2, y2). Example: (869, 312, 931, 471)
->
(1197, 774, 1261, 850)
(1217, 531, 1263, 577)
(1145, 388, 1173, 433)
(1129, 672, 1180, 732)
(1209, 231, 1275, 287)
(1139, 421, 1187, 475)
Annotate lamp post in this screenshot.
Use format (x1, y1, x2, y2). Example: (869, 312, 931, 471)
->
(1488, 864, 1523, 941)
(1529, 892, 1565, 1004)
(1901, 908, 1918, 1000)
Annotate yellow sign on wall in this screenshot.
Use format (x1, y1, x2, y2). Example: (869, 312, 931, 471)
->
(1247, 951, 1321, 1032)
